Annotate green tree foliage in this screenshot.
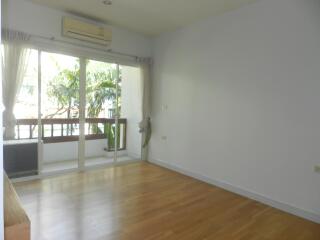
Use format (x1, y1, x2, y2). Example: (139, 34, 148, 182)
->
(46, 61, 121, 150)
(86, 63, 120, 118)
(47, 63, 80, 119)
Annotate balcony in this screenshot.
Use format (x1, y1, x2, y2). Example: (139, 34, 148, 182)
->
(4, 118, 133, 176)
(15, 118, 127, 151)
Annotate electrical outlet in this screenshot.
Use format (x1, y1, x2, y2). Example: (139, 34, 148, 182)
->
(314, 165, 320, 173)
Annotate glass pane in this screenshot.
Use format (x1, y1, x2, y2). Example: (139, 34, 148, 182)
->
(41, 52, 80, 173)
(41, 52, 80, 119)
(119, 65, 143, 161)
(84, 60, 118, 166)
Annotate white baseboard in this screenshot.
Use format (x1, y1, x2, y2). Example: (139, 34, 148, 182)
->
(149, 158, 320, 224)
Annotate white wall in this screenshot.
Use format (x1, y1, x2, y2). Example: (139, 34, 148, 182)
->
(151, 0, 320, 222)
(121, 66, 142, 159)
(43, 142, 79, 163)
(43, 139, 109, 162)
(1, 0, 152, 58)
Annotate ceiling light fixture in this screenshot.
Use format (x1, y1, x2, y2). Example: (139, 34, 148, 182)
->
(102, 0, 112, 5)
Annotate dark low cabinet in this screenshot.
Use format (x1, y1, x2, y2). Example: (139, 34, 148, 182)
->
(4, 140, 38, 178)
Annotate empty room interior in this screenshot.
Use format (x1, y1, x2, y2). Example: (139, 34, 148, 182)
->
(1, 0, 320, 239)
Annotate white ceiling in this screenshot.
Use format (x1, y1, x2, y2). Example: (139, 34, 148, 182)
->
(30, 0, 257, 36)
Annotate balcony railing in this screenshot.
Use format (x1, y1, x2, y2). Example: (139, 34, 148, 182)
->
(15, 118, 127, 151)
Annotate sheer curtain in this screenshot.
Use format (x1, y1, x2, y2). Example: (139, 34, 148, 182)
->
(138, 59, 152, 161)
(1, 29, 31, 139)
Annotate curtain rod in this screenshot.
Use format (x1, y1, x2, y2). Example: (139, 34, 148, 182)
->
(31, 33, 142, 60)
(2, 28, 152, 64)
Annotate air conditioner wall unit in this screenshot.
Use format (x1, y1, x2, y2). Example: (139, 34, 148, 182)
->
(62, 17, 112, 45)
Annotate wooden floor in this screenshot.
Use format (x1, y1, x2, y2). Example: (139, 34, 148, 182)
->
(14, 162, 320, 240)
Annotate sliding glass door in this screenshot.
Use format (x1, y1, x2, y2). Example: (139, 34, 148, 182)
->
(3, 44, 143, 177)
(84, 60, 118, 166)
(40, 52, 80, 173)
(83, 61, 143, 167)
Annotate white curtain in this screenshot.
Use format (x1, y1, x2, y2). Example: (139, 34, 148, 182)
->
(1, 29, 31, 139)
(139, 59, 152, 161)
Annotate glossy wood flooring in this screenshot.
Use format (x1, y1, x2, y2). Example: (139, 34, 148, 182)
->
(14, 162, 320, 240)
